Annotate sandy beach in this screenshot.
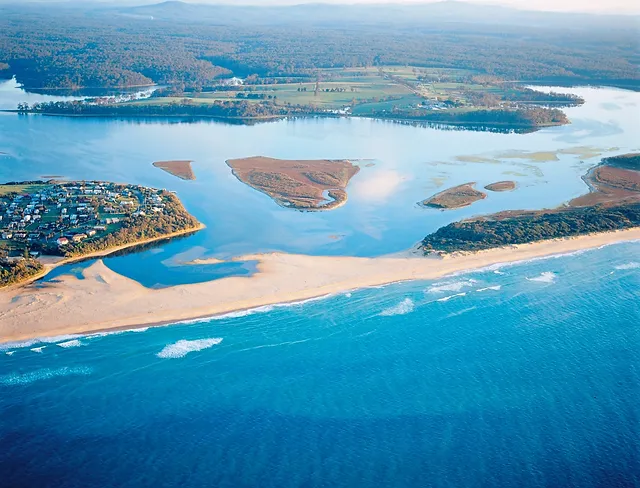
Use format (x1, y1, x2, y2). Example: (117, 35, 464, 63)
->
(0, 228, 638, 344)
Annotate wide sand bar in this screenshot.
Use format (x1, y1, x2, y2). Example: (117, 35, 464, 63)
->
(0, 228, 638, 344)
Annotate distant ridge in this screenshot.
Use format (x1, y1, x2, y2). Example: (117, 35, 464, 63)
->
(120, 1, 638, 29)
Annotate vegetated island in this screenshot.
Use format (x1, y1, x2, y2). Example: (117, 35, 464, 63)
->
(421, 154, 640, 253)
(0, 180, 202, 287)
(420, 182, 486, 209)
(153, 160, 196, 181)
(226, 156, 360, 211)
(9, 67, 584, 132)
(484, 181, 516, 192)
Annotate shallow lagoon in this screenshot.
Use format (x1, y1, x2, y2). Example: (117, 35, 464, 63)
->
(0, 83, 638, 286)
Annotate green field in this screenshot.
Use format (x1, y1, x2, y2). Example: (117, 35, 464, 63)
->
(121, 66, 575, 117)
(0, 184, 49, 196)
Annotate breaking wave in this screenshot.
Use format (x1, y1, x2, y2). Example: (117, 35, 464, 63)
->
(57, 340, 83, 348)
(427, 279, 476, 294)
(30, 346, 45, 353)
(379, 298, 414, 316)
(179, 294, 334, 324)
(0, 334, 82, 352)
(476, 285, 502, 292)
(157, 338, 223, 359)
(0, 366, 92, 386)
(526, 272, 557, 283)
(437, 292, 467, 302)
(614, 262, 639, 270)
(86, 327, 149, 339)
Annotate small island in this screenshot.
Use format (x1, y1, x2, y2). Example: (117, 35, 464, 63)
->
(420, 182, 486, 209)
(421, 153, 640, 253)
(226, 156, 360, 211)
(0, 180, 202, 287)
(153, 160, 196, 181)
(484, 181, 516, 192)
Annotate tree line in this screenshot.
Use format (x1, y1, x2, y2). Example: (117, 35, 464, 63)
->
(421, 203, 640, 253)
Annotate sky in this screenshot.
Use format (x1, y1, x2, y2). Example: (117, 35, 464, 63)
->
(216, 0, 639, 13)
(5, 0, 638, 14)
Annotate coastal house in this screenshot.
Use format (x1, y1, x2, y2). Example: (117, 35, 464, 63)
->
(56, 237, 69, 246)
(72, 233, 87, 243)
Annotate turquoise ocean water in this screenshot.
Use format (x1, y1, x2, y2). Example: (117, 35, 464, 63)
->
(0, 242, 638, 487)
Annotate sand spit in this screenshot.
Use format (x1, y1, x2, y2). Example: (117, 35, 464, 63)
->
(153, 160, 196, 180)
(0, 228, 638, 344)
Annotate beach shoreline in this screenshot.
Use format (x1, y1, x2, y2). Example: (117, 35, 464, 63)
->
(0, 228, 638, 345)
(1, 223, 206, 291)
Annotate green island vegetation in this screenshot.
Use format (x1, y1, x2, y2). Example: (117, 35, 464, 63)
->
(421, 153, 640, 253)
(604, 153, 640, 171)
(420, 203, 640, 253)
(0, 180, 201, 287)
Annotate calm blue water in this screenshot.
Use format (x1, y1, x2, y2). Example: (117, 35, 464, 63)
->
(1, 83, 639, 286)
(1, 242, 638, 487)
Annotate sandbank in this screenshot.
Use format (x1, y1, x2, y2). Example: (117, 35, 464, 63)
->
(0, 228, 638, 344)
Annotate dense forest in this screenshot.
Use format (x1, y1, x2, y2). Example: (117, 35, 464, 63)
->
(0, 3, 637, 90)
(17, 100, 313, 119)
(420, 203, 640, 253)
(17, 100, 569, 129)
(376, 107, 569, 128)
(0, 257, 43, 288)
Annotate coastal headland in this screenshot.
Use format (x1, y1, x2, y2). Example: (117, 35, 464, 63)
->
(226, 156, 360, 210)
(0, 180, 203, 287)
(0, 228, 638, 344)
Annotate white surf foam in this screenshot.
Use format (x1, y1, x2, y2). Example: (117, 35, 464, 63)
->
(86, 327, 149, 339)
(345, 292, 352, 298)
(379, 298, 414, 316)
(427, 279, 476, 294)
(437, 292, 467, 302)
(181, 294, 335, 324)
(5, 351, 15, 356)
(476, 285, 502, 292)
(30, 346, 45, 353)
(0, 366, 92, 386)
(57, 340, 83, 348)
(157, 338, 223, 359)
(614, 262, 640, 270)
(526, 271, 557, 283)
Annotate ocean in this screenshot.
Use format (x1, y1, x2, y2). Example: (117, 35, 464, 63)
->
(1, 242, 638, 487)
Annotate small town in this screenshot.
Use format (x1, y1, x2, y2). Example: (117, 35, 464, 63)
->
(0, 180, 172, 259)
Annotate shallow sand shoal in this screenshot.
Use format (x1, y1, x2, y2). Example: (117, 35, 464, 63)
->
(1, 228, 639, 344)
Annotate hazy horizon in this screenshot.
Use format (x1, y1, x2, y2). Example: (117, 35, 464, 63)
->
(1, 0, 637, 15)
